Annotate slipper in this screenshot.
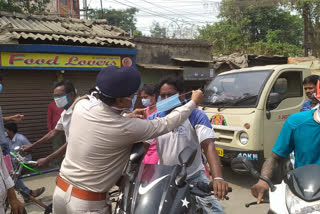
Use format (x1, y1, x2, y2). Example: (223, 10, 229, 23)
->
(23, 187, 45, 203)
(32, 187, 46, 197)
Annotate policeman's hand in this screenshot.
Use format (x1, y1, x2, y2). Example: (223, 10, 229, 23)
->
(213, 179, 229, 200)
(191, 90, 204, 105)
(22, 145, 32, 152)
(36, 157, 50, 168)
(251, 180, 269, 204)
(10, 114, 24, 122)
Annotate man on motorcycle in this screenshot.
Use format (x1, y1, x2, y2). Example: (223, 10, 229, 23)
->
(251, 79, 320, 204)
(52, 66, 204, 214)
(23, 80, 77, 167)
(147, 76, 229, 214)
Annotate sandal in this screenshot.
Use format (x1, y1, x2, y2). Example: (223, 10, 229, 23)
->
(32, 187, 46, 197)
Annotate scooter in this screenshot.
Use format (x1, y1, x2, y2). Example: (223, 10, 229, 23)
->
(231, 157, 320, 214)
(113, 143, 231, 214)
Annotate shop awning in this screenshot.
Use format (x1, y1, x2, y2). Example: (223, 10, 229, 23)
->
(137, 64, 183, 71)
(0, 11, 134, 48)
(172, 58, 213, 63)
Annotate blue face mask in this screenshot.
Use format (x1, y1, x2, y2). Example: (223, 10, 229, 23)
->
(0, 84, 3, 93)
(156, 93, 181, 113)
(142, 98, 152, 107)
(129, 95, 137, 112)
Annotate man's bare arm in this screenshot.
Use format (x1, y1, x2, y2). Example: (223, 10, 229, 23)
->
(23, 129, 63, 151)
(251, 152, 286, 203)
(260, 152, 285, 180)
(37, 143, 67, 167)
(201, 138, 228, 200)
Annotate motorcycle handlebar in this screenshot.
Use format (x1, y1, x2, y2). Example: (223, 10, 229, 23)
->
(190, 182, 232, 199)
(26, 161, 37, 165)
(196, 182, 232, 193)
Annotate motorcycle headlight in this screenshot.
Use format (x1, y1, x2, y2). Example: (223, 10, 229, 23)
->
(286, 185, 320, 214)
(239, 132, 249, 145)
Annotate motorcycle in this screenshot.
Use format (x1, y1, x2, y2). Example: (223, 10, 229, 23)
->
(113, 143, 231, 214)
(231, 157, 320, 214)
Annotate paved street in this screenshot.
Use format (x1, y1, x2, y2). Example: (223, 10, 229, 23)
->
(20, 166, 269, 214)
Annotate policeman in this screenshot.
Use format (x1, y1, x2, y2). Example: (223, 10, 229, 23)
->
(52, 66, 204, 214)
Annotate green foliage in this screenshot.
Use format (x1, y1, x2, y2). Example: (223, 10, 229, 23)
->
(133, 30, 142, 36)
(249, 30, 303, 56)
(0, 0, 22, 13)
(150, 21, 167, 38)
(198, 0, 304, 56)
(88, 8, 139, 33)
(0, 0, 50, 14)
(281, 0, 320, 56)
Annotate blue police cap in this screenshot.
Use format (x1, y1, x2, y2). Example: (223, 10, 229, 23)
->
(96, 66, 141, 98)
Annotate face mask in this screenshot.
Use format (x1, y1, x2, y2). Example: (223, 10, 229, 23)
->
(0, 84, 3, 93)
(129, 95, 137, 112)
(142, 98, 152, 107)
(54, 93, 70, 109)
(111, 95, 137, 112)
(156, 93, 181, 113)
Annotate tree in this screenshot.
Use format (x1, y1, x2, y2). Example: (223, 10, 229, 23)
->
(150, 21, 167, 38)
(88, 8, 142, 35)
(0, 0, 50, 14)
(0, 0, 23, 13)
(167, 23, 199, 39)
(281, 0, 320, 56)
(198, 0, 304, 56)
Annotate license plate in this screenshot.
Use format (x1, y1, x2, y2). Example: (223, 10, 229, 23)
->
(216, 147, 224, 157)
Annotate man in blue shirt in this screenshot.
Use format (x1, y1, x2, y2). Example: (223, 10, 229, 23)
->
(5, 123, 46, 202)
(251, 106, 320, 203)
(301, 75, 319, 111)
(147, 76, 228, 214)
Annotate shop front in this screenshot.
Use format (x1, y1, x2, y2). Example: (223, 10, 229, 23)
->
(0, 44, 136, 159)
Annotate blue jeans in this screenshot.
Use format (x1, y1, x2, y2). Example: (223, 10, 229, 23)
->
(15, 179, 31, 198)
(187, 170, 223, 214)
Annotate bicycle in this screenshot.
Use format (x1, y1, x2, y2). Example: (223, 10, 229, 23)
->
(8, 146, 59, 214)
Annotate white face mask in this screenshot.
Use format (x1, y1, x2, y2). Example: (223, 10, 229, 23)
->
(111, 95, 137, 112)
(54, 93, 70, 109)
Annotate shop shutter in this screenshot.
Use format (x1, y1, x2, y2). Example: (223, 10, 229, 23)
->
(63, 70, 99, 96)
(0, 70, 57, 160)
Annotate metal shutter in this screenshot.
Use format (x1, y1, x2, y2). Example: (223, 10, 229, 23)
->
(0, 70, 57, 160)
(63, 70, 99, 97)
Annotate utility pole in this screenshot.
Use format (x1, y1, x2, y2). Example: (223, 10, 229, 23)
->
(100, 0, 104, 19)
(83, 0, 88, 20)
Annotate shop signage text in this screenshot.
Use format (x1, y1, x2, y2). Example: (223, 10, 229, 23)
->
(0, 52, 122, 68)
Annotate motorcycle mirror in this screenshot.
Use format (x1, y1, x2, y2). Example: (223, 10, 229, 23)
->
(231, 157, 259, 178)
(129, 142, 145, 163)
(178, 147, 197, 167)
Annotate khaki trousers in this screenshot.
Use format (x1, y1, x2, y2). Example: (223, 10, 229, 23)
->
(53, 185, 111, 214)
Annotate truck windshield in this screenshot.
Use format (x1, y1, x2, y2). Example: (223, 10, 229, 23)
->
(204, 70, 273, 107)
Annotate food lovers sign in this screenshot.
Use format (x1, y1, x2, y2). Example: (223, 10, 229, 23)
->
(0, 52, 133, 69)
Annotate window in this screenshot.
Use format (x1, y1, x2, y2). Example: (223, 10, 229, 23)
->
(268, 71, 302, 110)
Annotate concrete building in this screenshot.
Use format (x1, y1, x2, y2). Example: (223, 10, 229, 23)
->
(134, 36, 214, 92)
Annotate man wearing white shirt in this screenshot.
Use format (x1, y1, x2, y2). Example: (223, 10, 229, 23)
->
(23, 80, 77, 167)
